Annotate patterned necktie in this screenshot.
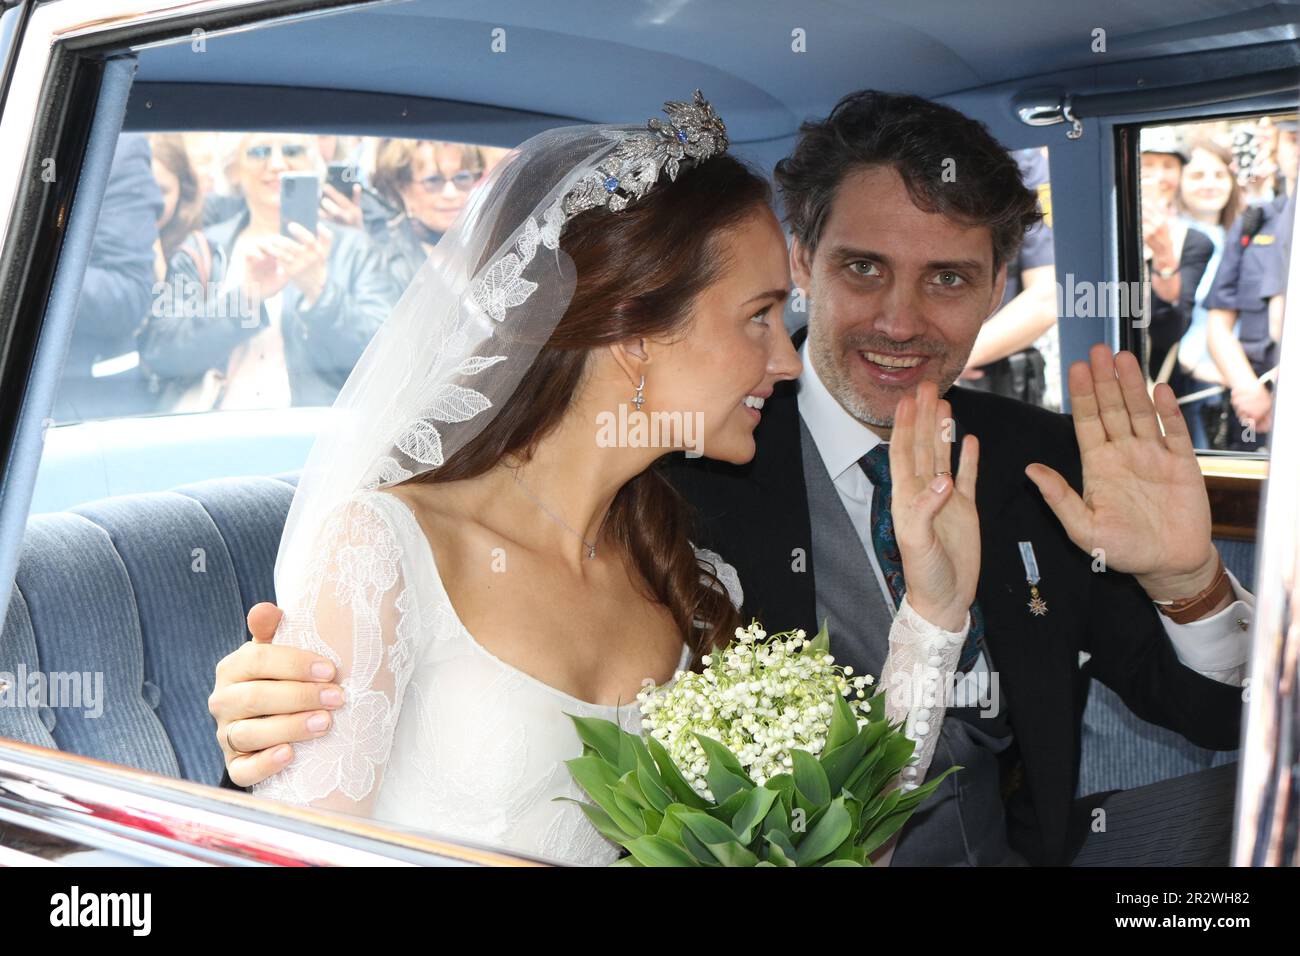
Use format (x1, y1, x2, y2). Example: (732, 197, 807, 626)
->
(859, 444, 987, 674)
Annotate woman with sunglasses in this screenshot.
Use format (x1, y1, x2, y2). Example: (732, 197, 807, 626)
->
(138, 131, 399, 413)
(369, 139, 487, 291)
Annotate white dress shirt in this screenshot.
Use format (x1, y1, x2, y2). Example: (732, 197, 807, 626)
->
(795, 338, 1254, 688)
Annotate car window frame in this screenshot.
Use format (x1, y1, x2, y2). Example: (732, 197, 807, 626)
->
(0, 0, 546, 868)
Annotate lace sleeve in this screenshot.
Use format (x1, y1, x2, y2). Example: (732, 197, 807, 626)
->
(251, 493, 416, 817)
(869, 594, 969, 865)
(880, 594, 969, 791)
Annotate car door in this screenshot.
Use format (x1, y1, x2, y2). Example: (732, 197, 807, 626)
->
(0, 0, 537, 867)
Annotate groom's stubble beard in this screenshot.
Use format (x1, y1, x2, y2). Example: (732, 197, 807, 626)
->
(805, 295, 969, 431)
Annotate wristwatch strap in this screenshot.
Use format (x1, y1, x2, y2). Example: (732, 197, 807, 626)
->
(1153, 555, 1233, 624)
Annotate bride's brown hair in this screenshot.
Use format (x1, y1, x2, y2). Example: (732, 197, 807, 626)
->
(409, 153, 771, 662)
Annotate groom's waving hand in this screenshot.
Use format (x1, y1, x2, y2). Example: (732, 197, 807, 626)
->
(1025, 345, 1234, 617)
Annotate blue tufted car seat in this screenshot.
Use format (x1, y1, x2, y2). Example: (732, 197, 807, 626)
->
(0, 473, 297, 786)
(0, 469, 1252, 796)
(1074, 535, 1252, 796)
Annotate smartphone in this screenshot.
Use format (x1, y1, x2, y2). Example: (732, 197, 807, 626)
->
(326, 161, 357, 197)
(279, 172, 319, 238)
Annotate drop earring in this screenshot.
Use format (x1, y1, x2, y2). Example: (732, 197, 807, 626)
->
(632, 374, 646, 411)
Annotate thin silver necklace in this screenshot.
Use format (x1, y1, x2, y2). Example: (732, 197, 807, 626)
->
(511, 469, 600, 559)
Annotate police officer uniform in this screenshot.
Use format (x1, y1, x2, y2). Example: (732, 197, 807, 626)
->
(1205, 189, 1294, 450)
(967, 147, 1054, 406)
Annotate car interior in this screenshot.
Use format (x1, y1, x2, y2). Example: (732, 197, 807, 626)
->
(0, 0, 1295, 862)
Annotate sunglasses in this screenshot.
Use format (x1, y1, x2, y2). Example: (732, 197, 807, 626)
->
(245, 143, 310, 162)
(418, 170, 482, 193)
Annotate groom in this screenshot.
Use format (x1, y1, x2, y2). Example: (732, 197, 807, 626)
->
(663, 91, 1252, 866)
(214, 90, 1252, 866)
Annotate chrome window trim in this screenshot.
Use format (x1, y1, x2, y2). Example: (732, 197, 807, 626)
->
(0, 738, 546, 866)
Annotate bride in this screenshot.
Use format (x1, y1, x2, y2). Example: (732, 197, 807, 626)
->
(208, 91, 981, 865)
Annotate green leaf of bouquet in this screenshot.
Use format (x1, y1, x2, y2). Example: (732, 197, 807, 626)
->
(820, 727, 872, 794)
(859, 790, 904, 842)
(625, 835, 700, 867)
(707, 773, 748, 808)
(764, 830, 798, 866)
(760, 795, 792, 841)
(896, 765, 962, 804)
(792, 750, 831, 806)
(612, 778, 650, 821)
(764, 772, 795, 798)
(846, 751, 888, 803)
(713, 786, 751, 826)
(641, 808, 664, 833)
(861, 735, 918, 797)
(634, 747, 675, 813)
(679, 810, 741, 846)
(825, 695, 859, 754)
(656, 803, 691, 843)
(731, 787, 780, 845)
(616, 731, 640, 778)
(863, 688, 889, 723)
(645, 736, 710, 810)
(553, 796, 637, 844)
(693, 733, 754, 785)
(858, 805, 915, 856)
(565, 756, 624, 811)
(822, 859, 863, 867)
(807, 617, 831, 656)
(566, 714, 627, 768)
(707, 840, 761, 867)
(679, 825, 722, 866)
(796, 796, 852, 865)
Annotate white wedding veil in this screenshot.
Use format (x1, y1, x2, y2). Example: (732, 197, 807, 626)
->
(274, 92, 730, 607)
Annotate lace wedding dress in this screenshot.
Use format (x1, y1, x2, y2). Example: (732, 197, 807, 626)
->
(252, 489, 970, 866)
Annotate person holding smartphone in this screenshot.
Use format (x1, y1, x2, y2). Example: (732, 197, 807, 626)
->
(138, 131, 398, 411)
(1139, 128, 1214, 384)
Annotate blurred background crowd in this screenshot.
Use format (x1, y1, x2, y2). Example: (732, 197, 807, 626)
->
(960, 114, 1295, 453)
(56, 130, 508, 422)
(1137, 114, 1296, 452)
(58, 116, 1296, 455)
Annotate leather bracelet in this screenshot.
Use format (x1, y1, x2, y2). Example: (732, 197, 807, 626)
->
(1152, 555, 1234, 624)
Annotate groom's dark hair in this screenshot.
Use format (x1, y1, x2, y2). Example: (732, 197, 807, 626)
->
(773, 90, 1042, 273)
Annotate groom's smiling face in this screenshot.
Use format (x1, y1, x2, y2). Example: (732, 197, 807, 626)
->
(791, 164, 1007, 433)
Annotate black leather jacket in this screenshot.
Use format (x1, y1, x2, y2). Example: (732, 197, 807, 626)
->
(137, 209, 400, 407)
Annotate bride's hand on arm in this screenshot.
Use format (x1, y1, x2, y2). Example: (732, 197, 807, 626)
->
(889, 381, 981, 630)
(209, 602, 344, 787)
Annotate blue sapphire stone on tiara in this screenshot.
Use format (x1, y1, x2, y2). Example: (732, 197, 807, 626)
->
(555, 89, 729, 220)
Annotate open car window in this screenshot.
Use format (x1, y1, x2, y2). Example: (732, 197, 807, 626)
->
(1133, 111, 1296, 456)
(33, 131, 505, 512)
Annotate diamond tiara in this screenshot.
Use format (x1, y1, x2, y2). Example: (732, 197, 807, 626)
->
(556, 89, 729, 221)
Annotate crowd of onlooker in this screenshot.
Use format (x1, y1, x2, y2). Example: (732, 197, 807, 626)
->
(964, 115, 1295, 453)
(56, 131, 508, 422)
(1140, 115, 1296, 452)
(59, 117, 1297, 454)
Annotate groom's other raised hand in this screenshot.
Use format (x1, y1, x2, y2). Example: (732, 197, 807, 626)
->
(889, 381, 981, 632)
(1025, 345, 1233, 616)
(208, 602, 343, 787)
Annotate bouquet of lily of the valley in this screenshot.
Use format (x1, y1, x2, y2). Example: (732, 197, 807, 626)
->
(562, 621, 958, 866)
